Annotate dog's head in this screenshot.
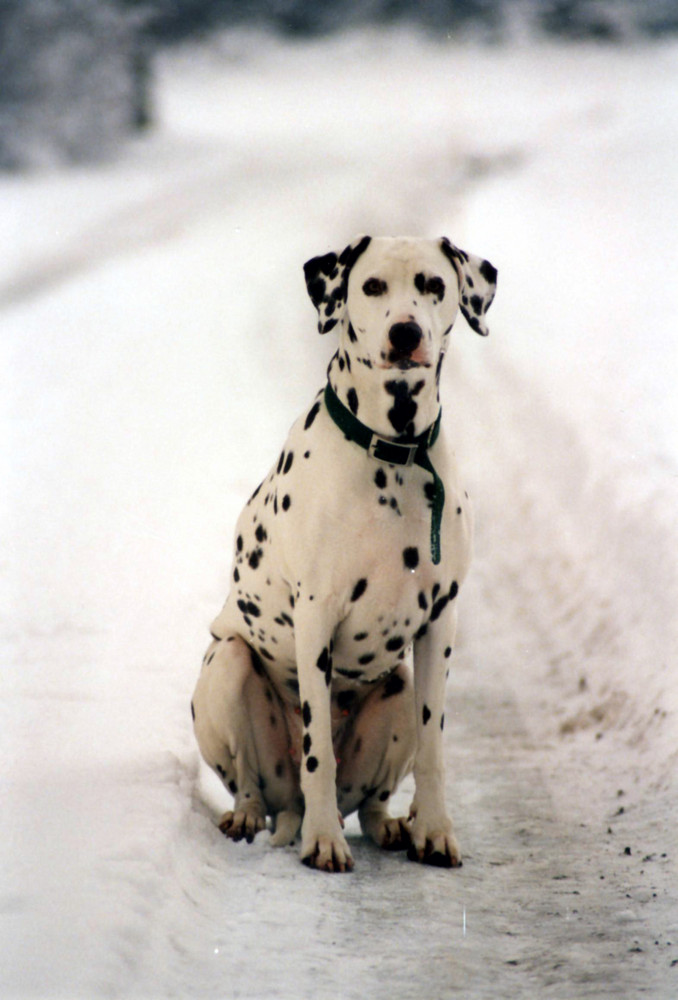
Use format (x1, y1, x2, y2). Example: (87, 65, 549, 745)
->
(303, 235, 497, 370)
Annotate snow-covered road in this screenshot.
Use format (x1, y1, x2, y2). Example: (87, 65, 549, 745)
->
(2, 30, 677, 998)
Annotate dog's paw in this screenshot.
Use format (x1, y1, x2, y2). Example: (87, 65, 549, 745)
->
(300, 822, 354, 873)
(218, 809, 266, 844)
(378, 816, 413, 851)
(361, 812, 412, 852)
(269, 810, 303, 847)
(407, 810, 461, 868)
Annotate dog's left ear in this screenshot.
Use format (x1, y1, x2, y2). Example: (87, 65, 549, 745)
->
(303, 235, 372, 334)
(440, 237, 498, 337)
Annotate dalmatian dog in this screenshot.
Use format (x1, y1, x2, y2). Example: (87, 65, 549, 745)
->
(192, 235, 497, 872)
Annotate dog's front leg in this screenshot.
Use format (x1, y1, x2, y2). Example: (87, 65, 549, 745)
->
(294, 595, 354, 873)
(409, 601, 461, 868)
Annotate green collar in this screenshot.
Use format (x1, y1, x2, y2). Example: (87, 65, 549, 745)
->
(323, 382, 445, 565)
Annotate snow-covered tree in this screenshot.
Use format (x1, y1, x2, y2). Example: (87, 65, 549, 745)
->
(0, 0, 151, 170)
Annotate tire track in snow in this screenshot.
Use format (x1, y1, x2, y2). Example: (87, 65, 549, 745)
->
(0, 141, 523, 315)
(0, 157, 238, 312)
(458, 347, 678, 770)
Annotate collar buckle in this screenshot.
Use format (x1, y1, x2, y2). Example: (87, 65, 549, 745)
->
(367, 434, 418, 467)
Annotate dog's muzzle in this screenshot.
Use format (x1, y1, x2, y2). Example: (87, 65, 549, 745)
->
(388, 322, 424, 368)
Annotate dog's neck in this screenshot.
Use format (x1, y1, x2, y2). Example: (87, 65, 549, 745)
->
(326, 343, 442, 442)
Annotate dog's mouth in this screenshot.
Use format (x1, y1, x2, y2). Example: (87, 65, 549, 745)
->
(385, 349, 429, 370)
(391, 355, 420, 370)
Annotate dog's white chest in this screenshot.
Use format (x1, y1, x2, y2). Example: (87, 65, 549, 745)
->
(212, 399, 472, 689)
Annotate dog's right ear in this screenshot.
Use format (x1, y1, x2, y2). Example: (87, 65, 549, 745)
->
(303, 235, 372, 334)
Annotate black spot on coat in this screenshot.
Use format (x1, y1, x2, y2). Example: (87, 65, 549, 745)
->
(304, 401, 321, 430)
(316, 646, 332, 685)
(351, 578, 368, 602)
(250, 650, 266, 676)
(238, 599, 261, 618)
(403, 547, 419, 570)
(423, 705, 431, 726)
(430, 594, 449, 622)
(480, 259, 498, 284)
(384, 379, 418, 435)
(306, 276, 326, 307)
(382, 673, 405, 699)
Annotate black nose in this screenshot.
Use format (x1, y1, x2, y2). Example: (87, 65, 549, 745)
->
(389, 322, 422, 355)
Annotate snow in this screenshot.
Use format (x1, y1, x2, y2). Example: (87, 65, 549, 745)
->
(2, 28, 677, 999)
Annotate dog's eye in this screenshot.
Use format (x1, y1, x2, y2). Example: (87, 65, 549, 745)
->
(426, 277, 445, 300)
(363, 278, 387, 297)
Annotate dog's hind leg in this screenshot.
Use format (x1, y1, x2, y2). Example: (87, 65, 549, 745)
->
(335, 664, 416, 851)
(192, 635, 301, 843)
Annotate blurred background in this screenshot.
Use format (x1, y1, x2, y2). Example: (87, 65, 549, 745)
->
(2, 0, 678, 170)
